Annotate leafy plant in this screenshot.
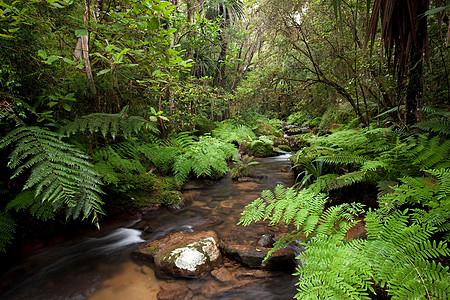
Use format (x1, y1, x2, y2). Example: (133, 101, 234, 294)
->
(239, 185, 450, 299)
(173, 135, 238, 183)
(230, 155, 259, 179)
(0, 126, 104, 225)
(212, 121, 256, 145)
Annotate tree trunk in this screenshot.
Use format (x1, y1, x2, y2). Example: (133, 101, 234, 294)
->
(405, 10, 426, 126)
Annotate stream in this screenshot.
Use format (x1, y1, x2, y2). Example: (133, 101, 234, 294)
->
(0, 154, 297, 300)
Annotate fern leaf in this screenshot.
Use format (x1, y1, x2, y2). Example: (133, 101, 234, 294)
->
(0, 126, 104, 225)
(0, 212, 16, 252)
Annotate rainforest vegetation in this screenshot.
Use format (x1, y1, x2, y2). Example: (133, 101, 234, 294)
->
(0, 0, 449, 298)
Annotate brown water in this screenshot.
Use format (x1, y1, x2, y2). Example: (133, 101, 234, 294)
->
(0, 154, 297, 300)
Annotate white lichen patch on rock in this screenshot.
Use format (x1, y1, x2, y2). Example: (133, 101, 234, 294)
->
(168, 238, 219, 272)
(201, 237, 220, 261)
(171, 247, 206, 271)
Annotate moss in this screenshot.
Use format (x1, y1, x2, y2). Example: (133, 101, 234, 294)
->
(254, 123, 283, 137)
(277, 144, 291, 152)
(146, 244, 160, 253)
(158, 190, 183, 206)
(249, 140, 275, 157)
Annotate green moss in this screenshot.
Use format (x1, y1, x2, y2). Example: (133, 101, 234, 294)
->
(146, 244, 160, 253)
(249, 140, 275, 157)
(278, 144, 291, 152)
(158, 190, 183, 206)
(254, 123, 283, 137)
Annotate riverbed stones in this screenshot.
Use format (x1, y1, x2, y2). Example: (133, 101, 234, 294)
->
(211, 267, 234, 283)
(219, 243, 296, 271)
(134, 230, 221, 278)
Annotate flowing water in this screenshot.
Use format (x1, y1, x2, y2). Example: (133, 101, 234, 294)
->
(0, 154, 297, 300)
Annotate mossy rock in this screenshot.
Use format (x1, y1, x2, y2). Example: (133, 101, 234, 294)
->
(158, 190, 183, 206)
(254, 123, 283, 137)
(249, 140, 275, 157)
(277, 144, 291, 152)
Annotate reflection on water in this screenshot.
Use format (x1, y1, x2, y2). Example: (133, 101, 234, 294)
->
(0, 154, 296, 300)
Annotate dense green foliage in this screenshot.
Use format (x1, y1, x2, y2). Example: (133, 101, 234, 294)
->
(0, 0, 449, 298)
(241, 127, 450, 299)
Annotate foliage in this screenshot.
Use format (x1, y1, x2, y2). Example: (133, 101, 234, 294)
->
(240, 184, 450, 299)
(212, 120, 256, 145)
(0, 126, 104, 225)
(295, 210, 450, 299)
(0, 212, 15, 253)
(62, 110, 159, 139)
(5, 191, 54, 221)
(290, 128, 450, 191)
(173, 135, 238, 183)
(229, 155, 259, 179)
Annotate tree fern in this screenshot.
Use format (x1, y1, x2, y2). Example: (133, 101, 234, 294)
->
(0, 126, 103, 225)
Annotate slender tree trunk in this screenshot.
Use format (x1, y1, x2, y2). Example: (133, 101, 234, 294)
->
(405, 11, 426, 126)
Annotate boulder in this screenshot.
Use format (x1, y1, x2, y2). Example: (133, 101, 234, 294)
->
(219, 243, 296, 271)
(257, 234, 275, 248)
(134, 230, 221, 278)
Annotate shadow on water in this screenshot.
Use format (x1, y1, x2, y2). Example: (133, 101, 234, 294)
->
(0, 154, 298, 300)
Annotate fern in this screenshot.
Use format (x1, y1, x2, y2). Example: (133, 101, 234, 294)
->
(5, 191, 55, 221)
(238, 185, 363, 237)
(62, 112, 158, 139)
(380, 168, 450, 236)
(295, 236, 373, 300)
(415, 118, 450, 135)
(293, 210, 450, 300)
(0, 126, 104, 225)
(0, 212, 16, 252)
(364, 210, 450, 299)
(212, 122, 256, 144)
(173, 136, 237, 183)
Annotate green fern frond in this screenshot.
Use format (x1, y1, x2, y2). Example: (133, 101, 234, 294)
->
(295, 235, 373, 300)
(415, 118, 450, 135)
(318, 154, 369, 165)
(412, 137, 450, 169)
(5, 191, 55, 221)
(0, 126, 104, 225)
(0, 212, 16, 252)
(173, 136, 237, 183)
(327, 171, 366, 190)
(239, 185, 360, 238)
(62, 113, 158, 139)
(167, 131, 197, 148)
(365, 210, 450, 299)
(212, 122, 256, 144)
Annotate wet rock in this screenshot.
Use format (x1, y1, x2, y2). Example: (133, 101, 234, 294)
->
(271, 136, 309, 151)
(219, 243, 296, 271)
(130, 220, 154, 233)
(134, 230, 221, 278)
(211, 267, 235, 283)
(196, 279, 259, 299)
(158, 282, 192, 300)
(257, 234, 275, 248)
